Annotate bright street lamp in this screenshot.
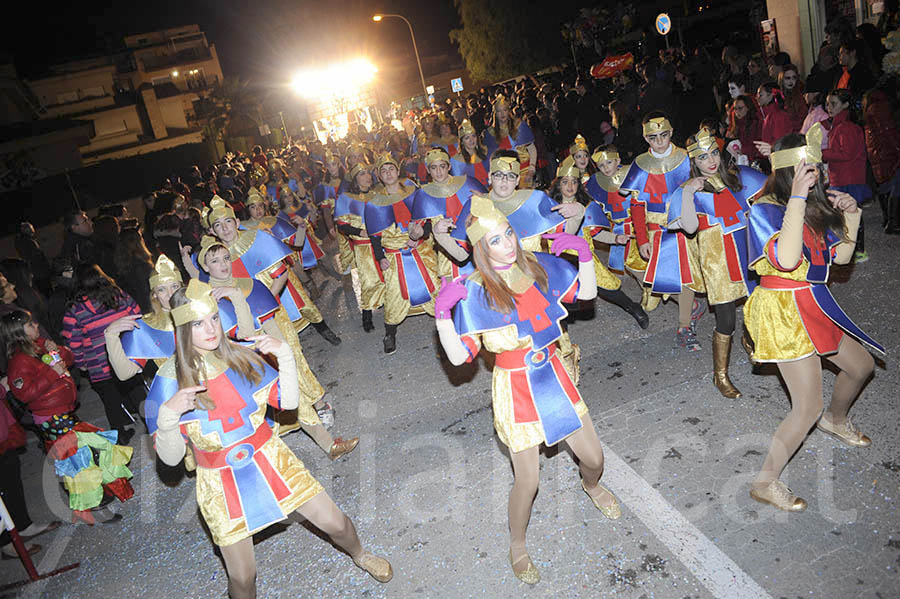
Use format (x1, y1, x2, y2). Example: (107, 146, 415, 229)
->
(372, 13, 428, 100)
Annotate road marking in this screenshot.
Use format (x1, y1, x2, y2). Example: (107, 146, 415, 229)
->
(603, 449, 774, 599)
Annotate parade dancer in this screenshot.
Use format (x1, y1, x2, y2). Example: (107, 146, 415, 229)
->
(198, 197, 340, 346)
(744, 132, 883, 511)
(450, 119, 491, 187)
(411, 148, 487, 279)
(334, 163, 384, 332)
(315, 151, 353, 273)
(671, 128, 767, 397)
(620, 112, 705, 348)
(434, 196, 620, 584)
(552, 160, 649, 329)
(366, 153, 437, 354)
(482, 95, 536, 169)
(145, 281, 391, 598)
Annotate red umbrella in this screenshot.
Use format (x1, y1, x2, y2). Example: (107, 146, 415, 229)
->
(590, 53, 635, 79)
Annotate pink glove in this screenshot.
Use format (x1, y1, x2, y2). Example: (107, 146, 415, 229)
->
(543, 232, 593, 262)
(434, 277, 468, 319)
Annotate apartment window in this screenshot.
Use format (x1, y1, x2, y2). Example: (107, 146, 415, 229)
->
(152, 76, 172, 86)
(82, 86, 105, 98)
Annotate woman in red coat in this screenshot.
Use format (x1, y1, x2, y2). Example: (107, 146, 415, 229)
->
(754, 82, 794, 163)
(726, 94, 763, 164)
(863, 88, 900, 234)
(822, 88, 872, 261)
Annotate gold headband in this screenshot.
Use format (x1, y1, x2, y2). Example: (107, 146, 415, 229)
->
(489, 156, 520, 175)
(642, 117, 673, 136)
(425, 148, 450, 166)
(591, 149, 619, 163)
(466, 195, 509, 243)
(149, 255, 182, 290)
(687, 127, 718, 158)
(556, 157, 582, 179)
(203, 195, 235, 228)
(198, 235, 227, 270)
(171, 279, 219, 326)
(770, 123, 824, 170)
(375, 152, 399, 172)
(493, 94, 510, 110)
(569, 134, 590, 156)
(324, 150, 338, 164)
(458, 119, 476, 137)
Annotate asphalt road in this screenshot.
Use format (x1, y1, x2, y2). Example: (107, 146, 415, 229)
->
(3, 208, 899, 598)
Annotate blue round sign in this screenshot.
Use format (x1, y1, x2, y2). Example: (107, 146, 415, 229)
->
(655, 13, 671, 36)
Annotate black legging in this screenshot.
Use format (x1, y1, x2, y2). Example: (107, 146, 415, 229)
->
(713, 301, 736, 336)
(91, 378, 139, 430)
(0, 450, 32, 545)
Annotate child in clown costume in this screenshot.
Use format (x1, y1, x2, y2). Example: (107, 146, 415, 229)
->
(145, 281, 391, 598)
(434, 196, 620, 585)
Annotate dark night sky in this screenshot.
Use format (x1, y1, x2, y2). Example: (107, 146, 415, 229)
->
(2, 0, 462, 80)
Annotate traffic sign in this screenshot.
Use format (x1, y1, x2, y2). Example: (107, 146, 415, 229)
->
(426, 85, 435, 95)
(655, 13, 671, 36)
(451, 77, 463, 93)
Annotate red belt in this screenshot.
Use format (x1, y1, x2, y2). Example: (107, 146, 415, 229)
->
(348, 238, 372, 248)
(760, 276, 809, 290)
(193, 424, 273, 469)
(495, 343, 558, 369)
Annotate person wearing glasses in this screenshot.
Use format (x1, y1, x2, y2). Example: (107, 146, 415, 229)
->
(59, 210, 97, 266)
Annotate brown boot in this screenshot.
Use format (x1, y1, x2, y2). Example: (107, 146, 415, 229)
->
(712, 331, 741, 398)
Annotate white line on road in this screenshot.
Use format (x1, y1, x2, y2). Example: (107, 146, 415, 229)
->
(603, 448, 773, 599)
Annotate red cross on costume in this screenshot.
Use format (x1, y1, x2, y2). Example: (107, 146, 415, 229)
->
(605, 190, 628, 214)
(514, 286, 552, 332)
(645, 173, 668, 205)
(204, 376, 249, 434)
(445, 193, 463, 221)
(713, 189, 743, 227)
(802, 225, 827, 265)
(391, 201, 412, 229)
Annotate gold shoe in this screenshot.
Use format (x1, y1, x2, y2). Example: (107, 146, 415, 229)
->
(509, 551, 540, 585)
(581, 480, 621, 519)
(353, 552, 393, 583)
(329, 436, 359, 460)
(183, 446, 197, 472)
(749, 480, 807, 512)
(712, 331, 742, 399)
(817, 415, 871, 448)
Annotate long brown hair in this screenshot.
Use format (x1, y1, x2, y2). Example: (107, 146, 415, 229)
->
(0, 309, 38, 358)
(761, 134, 846, 240)
(170, 288, 266, 410)
(468, 216, 548, 314)
(685, 134, 743, 193)
(114, 228, 154, 276)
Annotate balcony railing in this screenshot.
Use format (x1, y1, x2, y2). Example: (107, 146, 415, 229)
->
(140, 46, 212, 72)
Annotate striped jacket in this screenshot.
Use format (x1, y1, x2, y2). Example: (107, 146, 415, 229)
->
(61, 294, 140, 383)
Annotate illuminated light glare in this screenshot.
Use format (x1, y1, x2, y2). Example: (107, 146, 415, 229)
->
(172, 70, 179, 77)
(290, 59, 378, 98)
(372, 14, 383, 22)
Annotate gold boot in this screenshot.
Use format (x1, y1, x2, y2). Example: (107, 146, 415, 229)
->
(712, 331, 741, 399)
(183, 445, 197, 473)
(640, 287, 661, 312)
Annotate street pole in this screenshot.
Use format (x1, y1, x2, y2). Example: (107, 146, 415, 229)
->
(374, 14, 428, 103)
(279, 110, 289, 144)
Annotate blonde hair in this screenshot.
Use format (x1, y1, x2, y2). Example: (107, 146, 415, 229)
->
(170, 288, 265, 410)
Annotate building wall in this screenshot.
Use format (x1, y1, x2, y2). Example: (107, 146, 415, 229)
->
(158, 96, 188, 129)
(79, 105, 142, 152)
(27, 66, 116, 110)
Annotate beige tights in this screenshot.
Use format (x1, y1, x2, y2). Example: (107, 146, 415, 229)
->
(301, 422, 334, 453)
(218, 492, 363, 599)
(508, 413, 607, 572)
(754, 337, 874, 488)
(677, 288, 696, 328)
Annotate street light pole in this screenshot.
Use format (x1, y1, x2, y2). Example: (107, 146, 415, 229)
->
(373, 14, 428, 100)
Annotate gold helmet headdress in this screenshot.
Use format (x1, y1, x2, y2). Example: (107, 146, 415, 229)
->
(556, 156, 582, 179)
(770, 123, 824, 171)
(569, 134, 590, 157)
(687, 127, 718, 158)
(466, 195, 510, 243)
(149, 255, 182, 290)
(197, 235, 227, 270)
(489, 155, 520, 175)
(375, 152, 399, 172)
(202, 195, 236, 228)
(591, 148, 619, 164)
(458, 119, 477, 138)
(424, 148, 451, 166)
(171, 279, 219, 326)
(642, 116, 673, 136)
